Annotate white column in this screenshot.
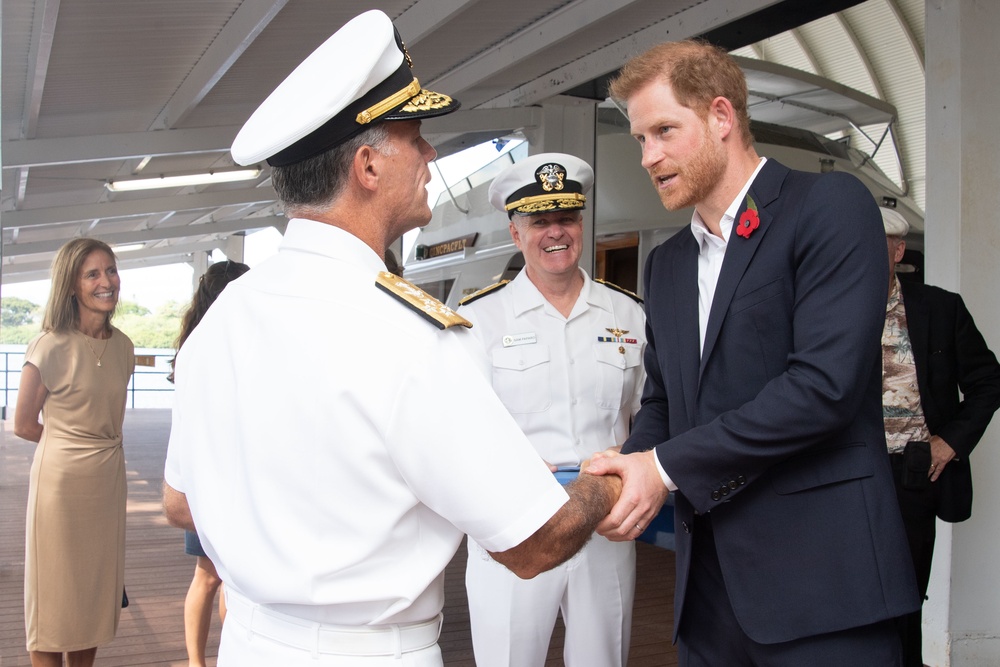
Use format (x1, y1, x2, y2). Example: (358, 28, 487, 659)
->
(524, 96, 599, 275)
(189, 251, 210, 293)
(223, 232, 246, 263)
(924, 1, 1000, 664)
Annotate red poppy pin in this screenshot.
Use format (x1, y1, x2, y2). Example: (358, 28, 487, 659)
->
(736, 195, 760, 239)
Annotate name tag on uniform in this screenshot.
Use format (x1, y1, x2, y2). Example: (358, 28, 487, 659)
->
(502, 332, 536, 347)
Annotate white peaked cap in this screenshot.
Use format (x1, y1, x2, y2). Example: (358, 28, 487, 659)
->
(232, 10, 458, 167)
(488, 153, 595, 217)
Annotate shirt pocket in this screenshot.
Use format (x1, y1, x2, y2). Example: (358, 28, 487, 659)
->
(594, 343, 643, 410)
(491, 344, 551, 413)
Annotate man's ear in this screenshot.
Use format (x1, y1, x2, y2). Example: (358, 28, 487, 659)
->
(708, 96, 735, 140)
(509, 219, 523, 249)
(353, 144, 380, 192)
(894, 238, 907, 263)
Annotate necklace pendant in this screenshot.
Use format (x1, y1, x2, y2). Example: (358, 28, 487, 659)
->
(97, 360, 102, 367)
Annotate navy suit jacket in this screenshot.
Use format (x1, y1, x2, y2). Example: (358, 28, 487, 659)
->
(900, 280, 1000, 522)
(623, 159, 920, 644)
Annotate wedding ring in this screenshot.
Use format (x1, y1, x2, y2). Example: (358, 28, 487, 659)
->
(635, 523, 643, 532)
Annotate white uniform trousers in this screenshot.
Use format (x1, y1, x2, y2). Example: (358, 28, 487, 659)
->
(220, 588, 444, 666)
(466, 533, 635, 667)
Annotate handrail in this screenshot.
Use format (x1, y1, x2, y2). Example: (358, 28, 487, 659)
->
(0, 348, 178, 416)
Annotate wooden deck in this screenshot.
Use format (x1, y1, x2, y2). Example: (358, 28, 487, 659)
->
(1, 410, 676, 666)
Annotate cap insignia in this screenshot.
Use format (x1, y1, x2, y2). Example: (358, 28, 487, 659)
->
(400, 40, 414, 68)
(536, 163, 567, 192)
(398, 89, 455, 114)
(375, 271, 472, 330)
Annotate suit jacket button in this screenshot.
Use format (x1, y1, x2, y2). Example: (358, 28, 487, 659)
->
(719, 486, 729, 496)
(737, 475, 746, 485)
(682, 521, 691, 534)
(728, 480, 738, 490)
(711, 490, 721, 501)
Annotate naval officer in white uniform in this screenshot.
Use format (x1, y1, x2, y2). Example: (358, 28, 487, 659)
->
(459, 154, 647, 666)
(162, 11, 623, 667)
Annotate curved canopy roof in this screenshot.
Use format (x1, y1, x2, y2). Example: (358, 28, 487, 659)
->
(1, 0, 925, 283)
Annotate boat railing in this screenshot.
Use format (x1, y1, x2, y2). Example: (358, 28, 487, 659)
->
(0, 348, 177, 418)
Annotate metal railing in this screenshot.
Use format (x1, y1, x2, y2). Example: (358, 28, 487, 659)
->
(0, 348, 177, 416)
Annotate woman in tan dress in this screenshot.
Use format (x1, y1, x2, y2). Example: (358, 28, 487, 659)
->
(15, 238, 135, 667)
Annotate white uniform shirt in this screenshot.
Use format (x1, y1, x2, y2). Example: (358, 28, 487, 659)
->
(164, 219, 568, 627)
(458, 268, 646, 466)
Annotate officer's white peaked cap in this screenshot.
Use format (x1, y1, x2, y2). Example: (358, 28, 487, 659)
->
(488, 153, 595, 218)
(232, 10, 459, 167)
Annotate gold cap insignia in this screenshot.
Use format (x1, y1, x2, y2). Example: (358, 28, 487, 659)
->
(537, 163, 567, 192)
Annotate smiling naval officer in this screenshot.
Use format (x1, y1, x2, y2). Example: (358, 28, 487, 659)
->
(162, 12, 624, 667)
(458, 154, 647, 667)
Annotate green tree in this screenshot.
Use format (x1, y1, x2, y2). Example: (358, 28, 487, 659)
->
(2, 296, 40, 327)
(116, 299, 150, 317)
(113, 300, 183, 349)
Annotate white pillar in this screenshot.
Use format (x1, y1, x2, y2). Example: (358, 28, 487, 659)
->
(524, 96, 599, 275)
(223, 232, 246, 263)
(924, 1, 1000, 664)
(189, 251, 210, 293)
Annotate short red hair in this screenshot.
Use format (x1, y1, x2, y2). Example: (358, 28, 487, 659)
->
(609, 40, 753, 148)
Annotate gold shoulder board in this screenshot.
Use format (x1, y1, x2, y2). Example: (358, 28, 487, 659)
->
(595, 278, 643, 304)
(375, 271, 472, 330)
(458, 280, 510, 306)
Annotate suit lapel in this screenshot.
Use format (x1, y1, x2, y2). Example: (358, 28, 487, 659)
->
(699, 161, 784, 379)
(669, 233, 701, 427)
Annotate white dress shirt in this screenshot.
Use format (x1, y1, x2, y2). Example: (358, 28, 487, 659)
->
(459, 268, 646, 465)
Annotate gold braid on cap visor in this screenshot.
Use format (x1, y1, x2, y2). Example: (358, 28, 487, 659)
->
(506, 193, 587, 213)
(357, 78, 422, 124)
(355, 78, 456, 125)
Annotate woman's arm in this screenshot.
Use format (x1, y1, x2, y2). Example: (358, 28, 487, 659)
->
(14, 363, 48, 443)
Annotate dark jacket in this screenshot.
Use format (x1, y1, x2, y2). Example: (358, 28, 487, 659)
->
(623, 159, 919, 644)
(900, 279, 1000, 522)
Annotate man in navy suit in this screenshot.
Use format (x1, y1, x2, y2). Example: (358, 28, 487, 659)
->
(586, 40, 920, 665)
(881, 207, 1000, 666)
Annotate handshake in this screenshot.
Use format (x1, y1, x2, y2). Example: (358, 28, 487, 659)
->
(580, 448, 672, 542)
(489, 449, 671, 580)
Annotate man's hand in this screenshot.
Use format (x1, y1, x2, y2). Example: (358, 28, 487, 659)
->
(929, 435, 957, 482)
(586, 449, 669, 542)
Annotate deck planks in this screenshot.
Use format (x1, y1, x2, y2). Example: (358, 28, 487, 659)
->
(0, 410, 676, 666)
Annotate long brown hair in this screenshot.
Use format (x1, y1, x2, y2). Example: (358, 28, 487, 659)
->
(168, 260, 249, 383)
(175, 260, 251, 350)
(42, 238, 119, 334)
